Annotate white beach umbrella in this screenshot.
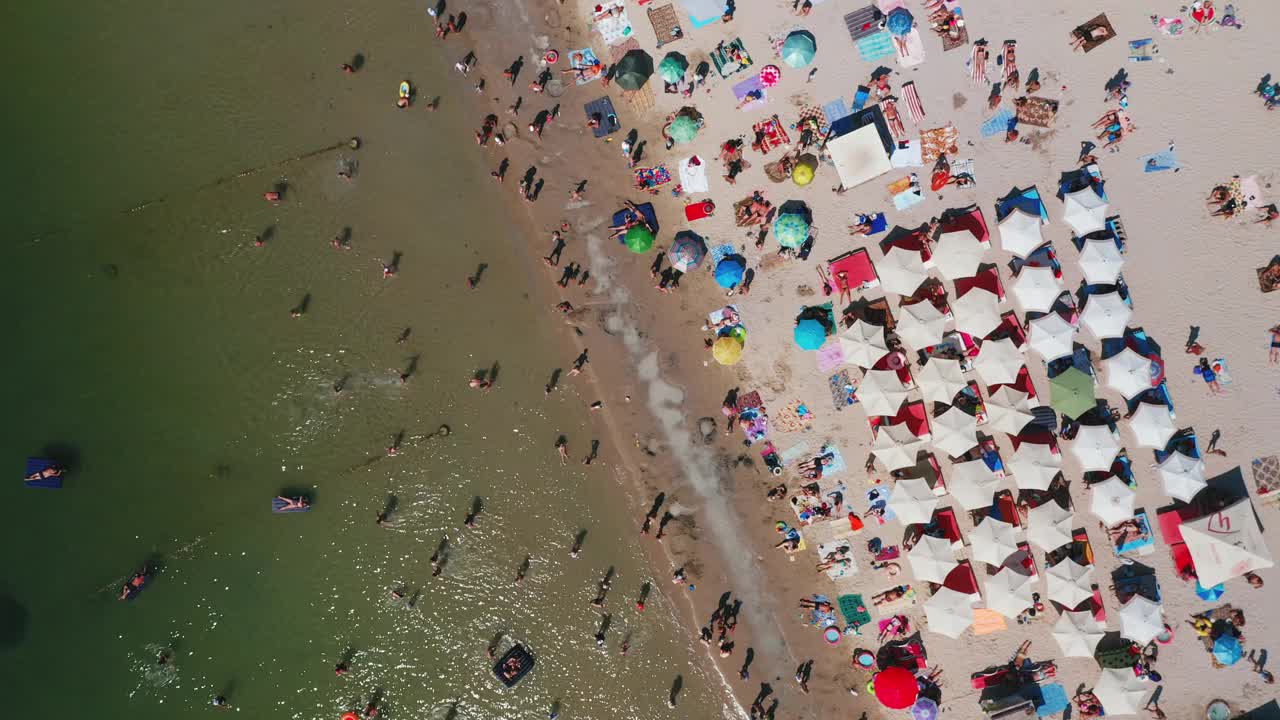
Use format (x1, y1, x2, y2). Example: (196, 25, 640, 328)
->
(872, 424, 929, 472)
(1079, 238, 1125, 284)
(896, 300, 948, 350)
(1103, 347, 1156, 400)
(1053, 611, 1105, 658)
(887, 477, 939, 525)
(1063, 187, 1110, 237)
(933, 230, 987, 280)
(908, 534, 960, 584)
(1046, 558, 1096, 608)
(857, 369, 911, 417)
(970, 516, 1019, 566)
(1012, 266, 1063, 313)
(877, 246, 930, 296)
(998, 208, 1045, 258)
(932, 406, 979, 458)
(1070, 424, 1121, 472)
(1027, 313, 1077, 361)
(1079, 292, 1132, 339)
(1090, 477, 1136, 526)
(1118, 595, 1164, 645)
(1128, 402, 1176, 449)
(924, 586, 974, 639)
(917, 357, 968, 404)
(1026, 501, 1074, 551)
(985, 387, 1035, 435)
(1156, 451, 1207, 503)
(840, 319, 891, 369)
(951, 288, 1003, 339)
(974, 337, 1025, 386)
(948, 459, 999, 510)
(1181, 498, 1275, 587)
(984, 567, 1035, 618)
(1009, 442, 1063, 491)
(1093, 668, 1150, 716)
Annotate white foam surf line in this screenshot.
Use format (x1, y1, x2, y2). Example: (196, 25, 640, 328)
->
(580, 222, 798, 686)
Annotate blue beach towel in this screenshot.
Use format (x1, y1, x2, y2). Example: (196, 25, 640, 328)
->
(980, 109, 1016, 138)
(709, 243, 738, 267)
(857, 32, 896, 62)
(611, 202, 660, 243)
(893, 189, 923, 211)
(24, 457, 63, 489)
(1036, 684, 1069, 716)
(820, 444, 848, 477)
(823, 98, 850, 124)
(1128, 38, 1156, 62)
(583, 96, 621, 138)
(851, 86, 871, 112)
(1139, 148, 1180, 173)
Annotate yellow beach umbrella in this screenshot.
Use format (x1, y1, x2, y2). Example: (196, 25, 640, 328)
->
(712, 336, 744, 366)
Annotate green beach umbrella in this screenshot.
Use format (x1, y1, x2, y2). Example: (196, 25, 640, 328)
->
(615, 49, 654, 91)
(1050, 367, 1096, 419)
(773, 213, 810, 249)
(782, 30, 817, 68)
(625, 225, 655, 253)
(668, 115, 700, 144)
(658, 51, 689, 84)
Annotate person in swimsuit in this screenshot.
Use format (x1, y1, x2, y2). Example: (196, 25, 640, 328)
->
(1269, 324, 1280, 363)
(24, 465, 63, 482)
(276, 496, 309, 511)
(1193, 357, 1223, 394)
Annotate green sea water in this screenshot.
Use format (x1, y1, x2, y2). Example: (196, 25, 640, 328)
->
(0, 0, 726, 717)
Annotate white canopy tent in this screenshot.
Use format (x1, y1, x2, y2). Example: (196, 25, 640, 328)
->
(1181, 498, 1275, 587)
(908, 534, 960, 583)
(998, 208, 1046, 258)
(1079, 238, 1125, 284)
(840, 319, 891, 369)
(970, 516, 1019, 566)
(1070, 424, 1121, 472)
(1080, 292, 1132, 339)
(828, 124, 893, 189)
(877, 246, 930, 297)
(931, 406, 979, 458)
(1103, 347, 1156, 400)
(1062, 187, 1110, 236)
(974, 337, 1025, 386)
(1026, 501, 1074, 551)
(1009, 442, 1063, 491)
(1012, 265, 1063, 313)
(1052, 611, 1105, 658)
(1027, 313, 1077, 361)
(1090, 477, 1136, 526)
(948, 459, 1000, 510)
(857, 369, 911, 417)
(933, 230, 987, 280)
(1156, 451, 1207, 503)
(896, 300, 949, 350)
(924, 586, 974, 639)
(917, 357, 967, 404)
(1128, 402, 1177, 449)
(887, 477, 939, 525)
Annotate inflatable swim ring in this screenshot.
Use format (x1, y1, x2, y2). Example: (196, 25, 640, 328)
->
(342, 712, 360, 720)
(398, 81, 411, 99)
(544, 49, 559, 64)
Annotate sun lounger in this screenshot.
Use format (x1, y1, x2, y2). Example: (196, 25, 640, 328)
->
(647, 4, 684, 48)
(1015, 96, 1059, 128)
(711, 38, 752, 78)
(1074, 13, 1115, 53)
(583, 96, 621, 138)
(845, 5, 885, 43)
(732, 75, 767, 110)
(24, 457, 63, 489)
(838, 593, 873, 629)
(858, 32, 897, 62)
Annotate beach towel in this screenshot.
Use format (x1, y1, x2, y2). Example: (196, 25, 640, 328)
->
(796, 105, 828, 135)
(774, 400, 815, 433)
(611, 202, 659, 234)
(845, 5, 884, 43)
(707, 304, 740, 327)
(680, 0, 723, 28)
(858, 32, 897, 62)
(1114, 512, 1155, 556)
(591, 1, 634, 46)
(1075, 13, 1115, 53)
(829, 369, 857, 411)
(1016, 96, 1058, 128)
(972, 608, 1008, 635)
(1139, 147, 1180, 173)
(1258, 257, 1280, 293)
(732, 74, 767, 110)
(829, 248, 880, 289)
(940, 21, 969, 51)
(569, 48, 603, 85)
(894, 187, 924, 211)
(1211, 358, 1232, 385)
(866, 485, 896, 523)
(751, 116, 790, 154)
(895, 29, 926, 68)
(951, 158, 976, 185)
(968, 43, 988, 85)
(820, 445, 849, 477)
(779, 442, 812, 466)
(678, 155, 709, 193)
(711, 38, 752, 78)
(1251, 455, 1280, 496)
(647, 4, 684, 48)
(818, 540, 858, 580)
(1036, 684, 1070, 717)
(838, 593, 873, 629)
(874, 585, 917, 616)
(817, 343, 845, 373)
(1157, 17, 1185, 36)
(850, 86, 871, 113)
(634, 165, 672, 189)
(901, 81, 926, 125)
(891, 140, 922, 168)
(583, 96, 621, 138)
(1128, 38, 1157, 62)
(920, 124, 959, 164)
(980, 109, 1016, 138)
(823, 98, 851, 125)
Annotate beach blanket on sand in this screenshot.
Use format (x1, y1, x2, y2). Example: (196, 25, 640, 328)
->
(711, 38, 752, 78)
(752, 116, 790, 154)
(647, 4, 684, 48)
(818, 539, 858, 580)
(829, 369, 857, 411)
(732, 75, 767, 110)
(1016, 96, 1059, 128)
(891, 140, 922, 168)
(569, 48, 604, 85)
(952, 158, 976, 185)
(1139, 147, 1180, 173)
(796, 105, 828, 134)
(895, 29, 926, 68)
(774, 400, 814, 433)
(980, 109, 1016, 138)
(591, 1, 634, 46)
(1075, 13, 1115, 53)
(823, 98, 850, 125)
(817, 344, 845, 373)
(680, 0, 724, 28)
(874, 585, 917, 616)
(858, 32, 897, 62)
(634, 165, 672, 189)
(779, 442, 811, 466)
(845, 5, 884, 42)
(941, 22, 969, 51)
(902, 81, 926, 125)
(920, 124, 959, 164)
(678, 156, 709, 193)
(838, 593, 873, 629)
(1251, 455, 1280, 496)
(583, 96, 620, 138)
(1128, 38, 1157, 62)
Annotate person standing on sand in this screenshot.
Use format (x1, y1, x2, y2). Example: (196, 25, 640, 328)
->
(1269, 324, 1280, 363)
(544, 231, 566, 266)
(568, 349, 589, 375)
(555, 437, 569, 464)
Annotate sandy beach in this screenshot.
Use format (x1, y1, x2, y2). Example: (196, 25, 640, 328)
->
(437, 0, 1280, 718)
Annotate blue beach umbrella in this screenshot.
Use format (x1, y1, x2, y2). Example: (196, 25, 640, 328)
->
(1212, 635, 1243, 666)
(715, 255, 746, 288)
(794, 319, 827, 350)
(773, 213, 810, 249)
(1195, 580, 1225, 601)
(781, 30, 817, 68)
(668, 231, 707, 272)
(886, 8, 915, 36)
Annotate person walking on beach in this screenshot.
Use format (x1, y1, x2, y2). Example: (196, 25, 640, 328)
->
(569, 349, 589, 376)
(544, 231, 566, 266)
(1269, 324, 1280, 363)
(555, 437, 569, 465)
(570, 180, 588, 200)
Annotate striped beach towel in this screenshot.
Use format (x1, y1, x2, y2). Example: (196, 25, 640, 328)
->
(857, 32, 896, 62)
(902, 81, 926, 125)
(968, 43, 988, 85)
(845, 5, 884, 43)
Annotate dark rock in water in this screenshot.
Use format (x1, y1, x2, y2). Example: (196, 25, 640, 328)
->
(101, 263, 120, 278)
(0, 593, 29, 648)
(697, 417, 717, 444)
